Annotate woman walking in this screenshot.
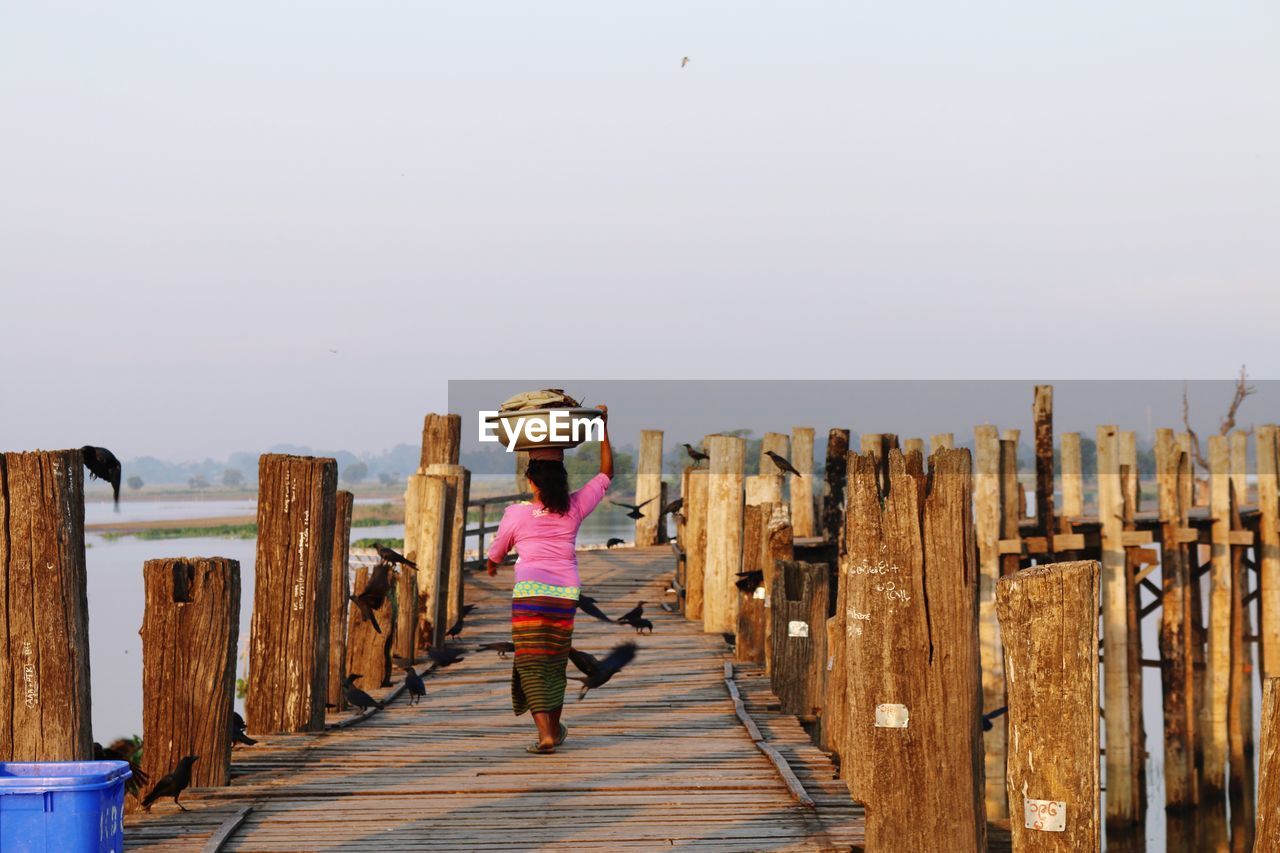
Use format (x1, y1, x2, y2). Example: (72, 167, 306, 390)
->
(485, 405, 612, 753)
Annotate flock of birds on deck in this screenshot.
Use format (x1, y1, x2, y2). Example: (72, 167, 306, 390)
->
(83, 440, 813, 812)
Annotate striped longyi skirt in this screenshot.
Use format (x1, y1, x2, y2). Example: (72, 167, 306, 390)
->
(511, 595, 576, 715)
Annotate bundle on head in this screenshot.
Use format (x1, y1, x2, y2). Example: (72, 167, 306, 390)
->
(526, 459, 570, 515)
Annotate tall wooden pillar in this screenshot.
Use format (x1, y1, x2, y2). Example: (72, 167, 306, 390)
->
(768, 560, 827, 716)
(0, 450, 93, 761)
(973, 425, 1007, 818)
(703, 435, 745, 634)
(821, 429, 851, 546)
(682, 468, 710, 620)
(1033, 385, 1055, 554)
(1060, 432, 1084, 518)
(246, 454, 337, 734)
(420, 413, 461, 470)
(406, 474, 449, 650)
(141, 558, 240, 788)
(1258, 425, 1280, 680)
(1205, 434, 1232, 798)
(345, 565, 394, 688)
(635, 430, 664, 547)
(328, 491, 353, 710)
(424, 463, 469, 630)
(790, 427, 815, 538)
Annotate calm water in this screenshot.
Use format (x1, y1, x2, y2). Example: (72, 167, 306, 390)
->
(85, 502, 638, 740)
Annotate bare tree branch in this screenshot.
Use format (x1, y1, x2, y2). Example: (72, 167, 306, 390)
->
(1183, 383, 1208, 473)
(1182, 366, 1255, 474)
(1220, 364, 1256, 435)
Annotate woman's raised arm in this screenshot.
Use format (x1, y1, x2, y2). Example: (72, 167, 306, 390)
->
(597, 405, 613, 479)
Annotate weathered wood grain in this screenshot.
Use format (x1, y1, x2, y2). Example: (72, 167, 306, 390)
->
(997, 560, 1100, 852)
(682, 467, 709, 621)
(0, 449, 92, 761)
(789, 427, 815, 539)
(634, 430, 664, 547)
(1060, 432, 1083, 518)
(735, 504, 767, 664)
(345, 564, 395, 689)
(1205, 434, 1231, 798)
(703, 435, 745, 635)
(246, 454, 337, 735)
(768, 561, 827, 717)
(328, 491, 353, 710)
(1257, 678, 1280, 848)
(1258, 425, 1280, 680)
(142, 557, 240, 788)
(974, 424, 1008, 818)
(821, 428, 851, 547)
(1033, 385, 1055, 547)
(405, 473, 448, 650)
(419, 413, 461, 470)
(423, 463, 469, 630)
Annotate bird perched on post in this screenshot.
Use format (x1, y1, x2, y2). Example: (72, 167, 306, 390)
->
(141, 755, 199, 812)
(230, 711, 257, 746)
(349, 561, 392, 633)
(683, 444, 708, 465)
(735, 569, 764, 592)
(764, 451, 803, 478)
(81, 446, 122, 510)
(342, 674, 384, 712)
(610, 497, 654, 520)
(349, 594, 382, 634)
(94, 740, 148, 799)
(402, 667, 426, 704)
(373, 543, 417, 570)
(568, 642, 638, 700)
(576, 594, 613, 622)
(615, 601, 645, 626)
(477, 641, 516, 658)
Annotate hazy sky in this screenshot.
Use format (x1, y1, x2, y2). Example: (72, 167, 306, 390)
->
(2, 3, 1277, 459)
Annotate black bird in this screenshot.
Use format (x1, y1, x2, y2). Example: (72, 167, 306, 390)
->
(478, 641, 516, 658)
(348, 593, 383, 634)
(567, 642, 639, 700)
(764, 450, 803, 478)
(230, 711, 257, 746)
(141, 755, 198, 812)
(683, 443, 709, 465)
(447, 611, 466, 639)
(662, 498, 684, 516)
(982, 706, 1008, 732)
(605, 538, 625, 549)
(735, 569, 764, 592)
(721, 632, 736, 648)
(576, 595, 613, 623)
(631, 618, 653, 634)
(426, 645, 465, 670)
(462, 603, 478, 617)
(615, 601, 645, 626)
(402, 667, 426, 704)
(81, 446, 122, 510)
(373, 543, 417, 570)
(342, 674, 384, 712)
(610, 497, 655, 520)
(94, 740, 147, 799)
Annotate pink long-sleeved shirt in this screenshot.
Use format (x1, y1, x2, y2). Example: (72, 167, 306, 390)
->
(486, 473, 611, 590)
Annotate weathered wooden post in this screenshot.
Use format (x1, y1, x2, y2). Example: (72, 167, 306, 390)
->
(1156, 430, 1197, 808)
(903, 437, 924, 457)
(929, 432, 954, 453)
(823, 528, 849, 761)
(1257, 678, 1280, 848)
(768, 560, 827, 717)
(0, 450, 92, 761)
(973, 424, 1008, 818)
(420, 413, 461, 469)
(328, 491, 353, 711)
(759, 431, 789, 499)
(744, 474, 781, 506)
(841, 448, 984, 850)
(822, 429, 851, 545)
(424, 463, 469, 629)
(1205, 434, 1232, 798)
(735, 504, 768, 663)
(790, 427, 815, 538)
(682, 467, 709, 620)
(1033, 385, 1055, 555)
(345, 564, 395, 688)
(406, 474, 449, 650)
(634, 430, 664, 546)
(703, 435, 745, 634)
(1060, 432, 1083, 518)
(1227, 477, 1256, 812)
(141, 558, 240, 788)
(1259, 425, 1280, 680)
(762, 503, 793, 678)
(246, 453, 337, 734)
(996, 560, 1101, 852)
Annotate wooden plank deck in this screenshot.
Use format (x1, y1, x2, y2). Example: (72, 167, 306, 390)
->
(125, 546, 864, 851)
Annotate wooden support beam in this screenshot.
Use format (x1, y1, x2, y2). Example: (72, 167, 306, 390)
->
(735, 504, 767, 664)
(1097, 426, 1140, 823)
(246, 454, 336, 735)
(758, 432, 789, 509)
(997, 560, 1101, 852)
(0, 450, 93, 762)
(973, 424, 1008, 819)
(1259, 425, 1280, 680)
(424, 463, 469, 630)
(821, 429, 851, 546)
(842, 449, 985, 850)
(703, 435, 745, 634)
(790, 427, 815, 539)
(1257, 678, 1280, 847)
(1120, 463, 1148, 818)
(419, 413, 461, 469)
(327, 492, 353, 710)
(1003, 429, 1026, 520)
(142, 558, 240, 788)
(1000, 438, 1022, 573)
(1120, 431, 1140, 516)
(634, 430, 664, 547)
(824, 514, 849, 762)
(345, 564, 395, 688)
(682, 467, 709, 620)
(768, 560, 827, 716)
(1034, 385, 1056, 542)
(1205, 434, 1232, 798)
(1227, 478, 1256, 818)
(1230, 430, 1249, 507)
(1061, 432, 1084, 518)
(405, 474, 448, 650)
(763, 503, 793, 678)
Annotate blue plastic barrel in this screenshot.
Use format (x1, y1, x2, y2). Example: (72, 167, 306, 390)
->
(0, 761, 132, 853)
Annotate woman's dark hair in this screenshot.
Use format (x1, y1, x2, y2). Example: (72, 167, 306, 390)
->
(526, 459, 571, 515)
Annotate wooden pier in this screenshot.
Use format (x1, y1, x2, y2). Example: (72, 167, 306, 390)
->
(124, 547, 864, 851)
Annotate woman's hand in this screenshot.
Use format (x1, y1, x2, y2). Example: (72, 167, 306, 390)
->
(596, 404, 613, 479)
(486, 559, 499, 577)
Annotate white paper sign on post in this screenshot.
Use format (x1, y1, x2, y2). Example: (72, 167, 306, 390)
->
(752, 586, 766, 600)
(874, 703, 909, 728)
(1023, 799, 1066, 832)
(787, 620, 809, 638)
